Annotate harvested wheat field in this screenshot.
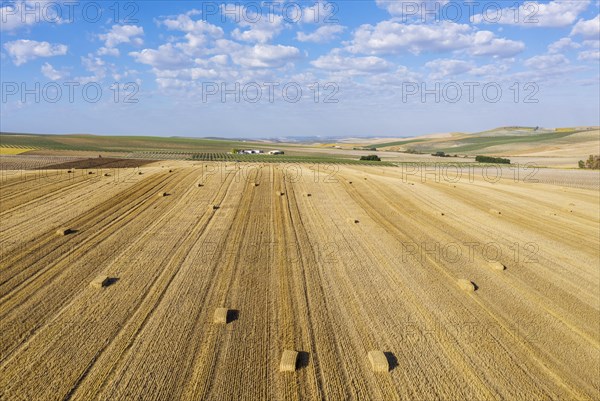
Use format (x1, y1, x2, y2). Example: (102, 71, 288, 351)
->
(0, 161, 598, 401)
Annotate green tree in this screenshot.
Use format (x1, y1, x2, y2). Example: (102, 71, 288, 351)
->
(475, 155, 511, 164)
(360, 155, 381, 161)
(585, 155, 599, 169)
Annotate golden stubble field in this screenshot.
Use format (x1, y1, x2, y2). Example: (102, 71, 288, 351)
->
(0, 161, 598, 401)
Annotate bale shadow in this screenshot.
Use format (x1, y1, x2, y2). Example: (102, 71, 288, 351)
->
(471, 281, 479, 291)
(226, 309, 239, 323)
(384, 352, 398, 371)
(297, 351, 310, 370)
(106, 277, 119, 287)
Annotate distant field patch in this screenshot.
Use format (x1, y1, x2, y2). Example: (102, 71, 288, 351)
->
(411, 131, 582, 154)
(368, 138, 427, 148)
(42, 158, 155, 170)
(0, 146, 34, 155)
(190, 152, 396, 165)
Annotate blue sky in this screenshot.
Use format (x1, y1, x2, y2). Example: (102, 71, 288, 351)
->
(1, 0, 599, 138)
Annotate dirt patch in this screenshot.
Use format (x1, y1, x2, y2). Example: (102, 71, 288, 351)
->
(39, 158, 155, 170)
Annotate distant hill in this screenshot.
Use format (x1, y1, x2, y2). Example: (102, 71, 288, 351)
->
(2, 127, 598, 164)
(369, 127, 600, 157)
(0, 132, 269, 153)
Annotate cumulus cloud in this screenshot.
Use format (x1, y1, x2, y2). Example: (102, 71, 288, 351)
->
(348, 21, 468, 54)
(425, 58, 473, 79)
(4, 39, 67, 65)
(99, 25, 144, 48)
(346, 21, 524, 58)
(424, 58, 511, 79)
(160, 13, 224, 57)
(98, 47, 120, 57)
(311, 49, 391, 74)
(578, 50, 600, 61)
(362, 65, 422, 87)
(229, 43, 301, 68)
(514, 52, 587, 82)
(469, 31, 526, 57)
(297, 25, 345, 43)
(209, 55, 229, 65)
(41, 62, 66, 80)
(571, 14, 600, 39)
(548, 37, 581, 54)
(582, 39, 600, 51)
(75, 54, 107, 82)
(577, 38, 600, 61)
(524, 54, 570, 69)
(154, 67, 220, 82)
(162, 12, 224, 36)
(129, 9, 300, 90)
(219, 4, 285, 43)
(129, 43, 193, 69)
(231, 17, 285, 43)
(469, 62, 512, 77)
(471, 0, 591, 28)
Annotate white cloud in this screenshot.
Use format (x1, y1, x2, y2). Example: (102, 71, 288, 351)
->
(425, 58, 473, 79)
(98, 47, 120, 57)
(154, 67, 220, 82)
(41, 62, 66, 80)
(77, 54, 107, 82)
(577, 38, 600, 61)
(162, 12, 224, 37)
(348, 21, 468, 54)
(4, 39, 67, 65)
(424, 58, 512, 79)
(524, 54, 570, 69)
(469, 62, 512, 77)
(583, 39, 600, 49)
(131, 38, 299, 72)
(578, 50, 600, 61)
(513, 52, 586, 82)
(363, 66, 422, 87)
(129, 43, 192, 69)
(297, 25, 345, 43)
(160, 13, 224, 57)
(347, 21, 524, 58)
(209, 55, 229, 65)
(311, 49, 391, 74)
(231, 17, 285, 43)
(99, 25, 144, 48)
(230, 43, 301, 68)
(469, 31, 526, 57)
(548, 37, 581, 54)
(571, 14, 600, 38)
(220, 4, 285, 43)
(471, 0, 591, 28)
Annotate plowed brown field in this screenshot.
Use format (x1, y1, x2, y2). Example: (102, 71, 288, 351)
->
(1, 162, 598, 401)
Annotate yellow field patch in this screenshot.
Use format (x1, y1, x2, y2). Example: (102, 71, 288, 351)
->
(0, 147, 34, 155)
